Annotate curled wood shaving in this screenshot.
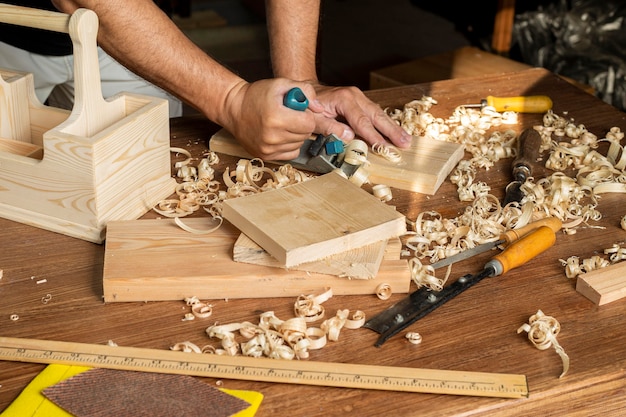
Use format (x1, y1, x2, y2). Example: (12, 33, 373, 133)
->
(559, 243, 626, 278)
(294, 287, 333, 322)
(371, 143, 402, 163)
(517, 310, 569, 378)
(320, 309, 365, 341)
(372, 184, 392, 202)
(184, 296, 214, 318)
(375, 283, 392, 300)
(348, 165, 371, 187)
(405, 332, 423, 345)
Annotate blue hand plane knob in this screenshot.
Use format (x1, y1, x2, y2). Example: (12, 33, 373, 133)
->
(283, 87, 309, 111)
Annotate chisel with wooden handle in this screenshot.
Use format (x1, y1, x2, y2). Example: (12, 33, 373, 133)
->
(430, 216, 562, 269)
(365, 225, 558, 347)
(503, 128, 543, 205)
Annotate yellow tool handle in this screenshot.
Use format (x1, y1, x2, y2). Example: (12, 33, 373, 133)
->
(501, 217, 562, 244)
(490, 225, 556, 275)
(484, 95, 553, 113)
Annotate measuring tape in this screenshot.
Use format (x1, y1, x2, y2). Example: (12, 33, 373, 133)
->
(0, 336, 528, 399)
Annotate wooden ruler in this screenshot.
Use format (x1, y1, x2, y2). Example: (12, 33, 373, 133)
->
(0, 337, 527, 398)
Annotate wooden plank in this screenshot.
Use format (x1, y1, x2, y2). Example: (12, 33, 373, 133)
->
(576, 262, 626, 305)
(102, 218, 411, 302)
(209, 128, 464, 195)
(233, 234, 402, 279)
(0, 137, 42, 158)
(222, 173, 407, 267)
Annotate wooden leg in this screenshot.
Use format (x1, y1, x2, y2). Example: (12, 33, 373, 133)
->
(492, 0, 516, 56)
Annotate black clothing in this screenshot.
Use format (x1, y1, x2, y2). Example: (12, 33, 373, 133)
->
(0, 1, 73, 56)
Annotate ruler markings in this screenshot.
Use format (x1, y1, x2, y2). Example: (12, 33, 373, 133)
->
(0, 337, 528, 398)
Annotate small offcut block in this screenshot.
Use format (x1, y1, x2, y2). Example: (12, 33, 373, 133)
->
(576, 262, 626, 305)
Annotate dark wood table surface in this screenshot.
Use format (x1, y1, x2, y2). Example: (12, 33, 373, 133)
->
(2, 68, 626, 416)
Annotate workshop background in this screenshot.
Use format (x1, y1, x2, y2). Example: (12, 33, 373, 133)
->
(158, 0, 626, 112)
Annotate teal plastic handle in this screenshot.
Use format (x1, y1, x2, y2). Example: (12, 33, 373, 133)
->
(283, 87, 309, 111)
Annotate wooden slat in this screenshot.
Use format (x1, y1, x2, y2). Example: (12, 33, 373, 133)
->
(576, 262, 626, 305)
(102, 218, 411, 302)
(209, 128, 465, 195)
(233, 234, 402, 279)
(222, 173, 407, 267)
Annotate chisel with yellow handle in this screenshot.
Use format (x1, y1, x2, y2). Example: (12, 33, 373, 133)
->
(364, 225, 558, 347)
(464, 95, 553, 113)
(430, 216, 562, 269)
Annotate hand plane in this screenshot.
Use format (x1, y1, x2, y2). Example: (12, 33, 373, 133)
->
(284, 87, 366, 175)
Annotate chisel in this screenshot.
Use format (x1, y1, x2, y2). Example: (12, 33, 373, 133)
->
(502, 128, 543, 205)
(429, 216, 562, 269)
(464, 95, 553, 113)
(364, 225, 558, 347)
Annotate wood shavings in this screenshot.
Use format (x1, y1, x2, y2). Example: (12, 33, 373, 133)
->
(184, 297, 213, 318)
(622, 215, 626, 230)
(174, 289, 362, 361)
(41, 294, 52, 304)
(154, 150, 313, 236)
(407, 257, 443, 291)
(10, 314, 18, 321)
(405, 332, 423, 345)
(321, 309, 365, 341)
(559, 244, 626, 278)
(391, 97, 623, 266)
(517, 310, 569, 378)
(371, 143, 402, 163)
(375, 283, 392, 300)
(372, 184, 392, 202)
(294, 287, 333, 322)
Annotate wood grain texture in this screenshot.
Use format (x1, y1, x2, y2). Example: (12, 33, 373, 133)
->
(0, 6, 175, 243)
(209, 128, 465, 195)
(576, 262, 626, 305)
(222, 173, 407, 267)
(102, 218, 411, 302)
(3, 69, 626, 416)
(233, 234, 402, 279)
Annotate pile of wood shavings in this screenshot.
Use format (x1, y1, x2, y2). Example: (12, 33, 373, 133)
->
(559, 243, 626, 278)
(171, 289, 365, 360)
(153, 149, 313, 233)
(388, 97, 626, 290)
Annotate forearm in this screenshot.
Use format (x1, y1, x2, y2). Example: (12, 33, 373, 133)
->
(266, 0, 320, 81)
(51, 0, 245, 127)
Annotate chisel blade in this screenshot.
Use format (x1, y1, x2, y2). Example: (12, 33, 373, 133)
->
(429, 239, 505, 269)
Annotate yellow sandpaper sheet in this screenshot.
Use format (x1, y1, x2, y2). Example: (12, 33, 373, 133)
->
(0, 364, 263, 417)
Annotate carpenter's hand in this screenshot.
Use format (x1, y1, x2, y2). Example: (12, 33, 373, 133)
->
(309, 85, 412, 149)
(222, 79, 320, 161)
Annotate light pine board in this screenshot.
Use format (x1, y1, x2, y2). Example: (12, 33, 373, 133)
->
(233, 234, 403, 279)
(576, 262, 626, 305)
(102, 218, 411, 302)
(209, 128, 465, 195)
(222, 173, 407, 268)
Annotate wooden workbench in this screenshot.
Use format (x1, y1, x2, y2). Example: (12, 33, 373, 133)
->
(1, 68, 626, 416)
